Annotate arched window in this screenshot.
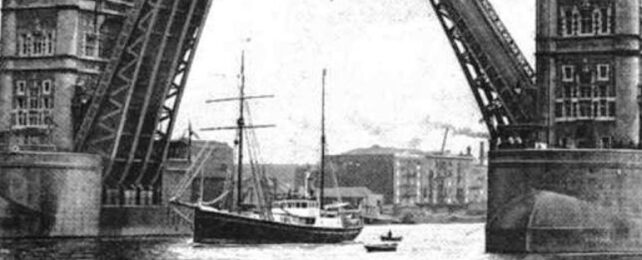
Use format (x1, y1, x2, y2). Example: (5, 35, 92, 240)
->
(560, 8, 571, 36)
(564, 8, 573, 36)
(19, 34, 33, 56)
(33, 33, 43, 56)
(592, 9, 602, 35)
(44, 32, 54, 55)
(580, 8, 593, 34)
(602, 7, 611, 34)
(571, 7, 580, 36)
(83, 32, 99, 57)
(559, 8, 571, 36)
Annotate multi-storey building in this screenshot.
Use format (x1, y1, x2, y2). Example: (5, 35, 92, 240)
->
(466, 163, 487, 213)
(422, 154, 474, 208)
(327, 145, 477, 213)
(327, 146, 425, 207)
(537, 0, 639, 148)
(0, 0, 132, 150)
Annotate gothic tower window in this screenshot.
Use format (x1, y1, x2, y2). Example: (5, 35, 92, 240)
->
(83, 32, 100, 57)
(579, 101, 591, 118)
(562, 65, 575, 82)
(33, 34, 43, 55)
(592, 9, 602, 34)
(43, 31, 55, 55)
(555, 62, 615, 121)
(571, 7, 580, 35)
(560, 8, 573, 36)
(579, 8, 593, 35)
(18, 34, 32, 56)
(12, 79, 55, 128)
(602, 7, 611, 33)
(559, 2, 613, 37)
(597, 64, 610, 81)
(15, 81, 26, 96)
(17, 31, 55, 57)
(608, 102, 615, 117)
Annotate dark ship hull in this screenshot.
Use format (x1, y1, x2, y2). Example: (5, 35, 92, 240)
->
(364, 243, 397, 252)
(193, 207, 363, 243)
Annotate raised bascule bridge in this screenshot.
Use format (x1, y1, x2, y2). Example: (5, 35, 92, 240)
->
(431, 0, 642, 254)
(2, 0, 642, 254)
(0, 0, 213, 237)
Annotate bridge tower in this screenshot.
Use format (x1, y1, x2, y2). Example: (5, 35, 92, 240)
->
(484, 0, 642, 254)
(0, 0, 131, 150)
(537, 0, 640, 149)
(0, 0, 214, 237)
(431, 0, 642, 254)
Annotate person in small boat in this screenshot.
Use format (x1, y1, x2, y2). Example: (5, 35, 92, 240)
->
(387, 230, 392, 239)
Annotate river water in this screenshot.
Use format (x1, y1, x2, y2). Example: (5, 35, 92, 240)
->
(0, 224, 638, 259)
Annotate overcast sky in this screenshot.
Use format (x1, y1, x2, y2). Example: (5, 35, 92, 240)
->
(177, 0, 536, 164)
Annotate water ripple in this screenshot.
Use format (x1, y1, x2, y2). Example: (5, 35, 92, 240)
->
(1, 224, 637, 260)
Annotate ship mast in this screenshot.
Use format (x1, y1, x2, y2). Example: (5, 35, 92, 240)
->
(198, 51, 274, 213)
(320, 69, 327, 211)
(236, 51, 246, 212)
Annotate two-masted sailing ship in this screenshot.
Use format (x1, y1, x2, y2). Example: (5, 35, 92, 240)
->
(171, 53, 363, 243)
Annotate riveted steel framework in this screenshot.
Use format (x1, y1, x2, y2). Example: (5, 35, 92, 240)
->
(75, 0, 213, 194)
(429, 0, 539, 144)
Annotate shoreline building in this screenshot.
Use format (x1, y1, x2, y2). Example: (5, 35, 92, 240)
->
(326, 145, 480, 215)
(420, 153, 475, 210)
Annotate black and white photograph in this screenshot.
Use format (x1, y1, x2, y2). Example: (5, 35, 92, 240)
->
(0, 0, 639, 259)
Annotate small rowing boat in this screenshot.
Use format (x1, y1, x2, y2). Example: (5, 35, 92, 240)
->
(364, 243, 398, 252)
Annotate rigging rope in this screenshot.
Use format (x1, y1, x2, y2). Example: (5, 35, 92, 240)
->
(244, 100, 273, 220)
